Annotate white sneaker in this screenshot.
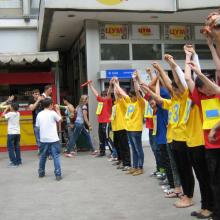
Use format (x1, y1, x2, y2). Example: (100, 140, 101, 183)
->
(64, 153, 74, 158)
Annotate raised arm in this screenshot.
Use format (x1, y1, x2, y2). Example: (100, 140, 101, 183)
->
(184, 45, 195, 93)
(188, 61, 220, 94)
(144, 86, 163, 104)
(152, 61, 173, 94)
(164, 54, 185, 92)
(113, 78, 127, 98)
(132, 72, 142, 98)
(88, 82, 99, 97)
(107, 78, 114, 98)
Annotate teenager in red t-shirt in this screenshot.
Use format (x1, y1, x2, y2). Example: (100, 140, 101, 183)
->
(88, 81, 114, 157)
(188, 60, 220, 220)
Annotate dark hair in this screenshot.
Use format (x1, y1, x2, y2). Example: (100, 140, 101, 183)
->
(195, 77, 204, 89)
(171, 81, 178, 89)
(44, 84, 52, 92)
(11, 102, 19, 111)
(101, 91, 107, 96)
(62, 96, 71, 103)
(32, 89, 40, 94)
(42, 98, 52, 108)
(128, 90, 136, 97)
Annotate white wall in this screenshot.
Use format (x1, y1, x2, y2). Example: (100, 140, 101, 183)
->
(0, 29, 38, 53)
(178, 0, 220, 9)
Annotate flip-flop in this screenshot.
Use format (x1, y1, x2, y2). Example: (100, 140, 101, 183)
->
(197, 213, 212, 219)
(175, 202, 194, 208)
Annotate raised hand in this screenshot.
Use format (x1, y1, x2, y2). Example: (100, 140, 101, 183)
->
(187, 61, 201, 75)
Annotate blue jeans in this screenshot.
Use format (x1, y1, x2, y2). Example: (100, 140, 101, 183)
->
(66, 123, 95, 153)
(127, 131, 144, 169)
(7, 134, 21, 165)
(38, 141, 61, 177)
(149, 129, 161, 171)
(33, 126, 40, 149)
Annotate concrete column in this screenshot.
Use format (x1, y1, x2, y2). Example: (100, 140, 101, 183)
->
(85, 20, 100, 148)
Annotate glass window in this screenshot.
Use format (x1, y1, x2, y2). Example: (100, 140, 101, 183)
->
(195, 44, 212, 60)
(132, 44, 162, 60)
(0, 0, 21, 8)
(164, 44, 185, 60)
(101, 44, 129, 60)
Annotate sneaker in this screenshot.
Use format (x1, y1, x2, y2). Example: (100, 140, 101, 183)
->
(64, 153, 74, 158)
(112, 161, 121, 166)
(126, 168, 137, 174)
(108, 157, 118, 162)
(39, 174, 45, 178)
(95, 153, 105, 157)
(132, 169, 144, 176)
(7, 163, 18, 168)
(117, 164, 124, 169)
(56, 176, 62, 181)
(122, 166, 131, 171)
(149, 171, 157, 177)
(91, 151, 97, 156)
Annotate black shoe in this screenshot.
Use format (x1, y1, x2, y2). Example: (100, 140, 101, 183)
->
(56, 176, 62, 181)
(112, 161, 121, 166)
(95, 153, 105, 157)
(39, 174, 45, 178)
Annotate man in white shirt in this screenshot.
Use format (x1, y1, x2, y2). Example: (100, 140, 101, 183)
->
(36, 98, 63, 181)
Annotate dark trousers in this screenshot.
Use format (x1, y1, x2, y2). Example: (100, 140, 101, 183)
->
(188, 146, 213, 211)
(206, 149, 220, 220)
(159, 144, 175, 188)
(114, 130, 131, 167)
(98, 123, 113, 154)
(149, 129, 161, 171)
(172, 141, 194, 198)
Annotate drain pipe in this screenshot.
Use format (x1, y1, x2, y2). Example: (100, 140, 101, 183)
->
(22, 0, 30, 22)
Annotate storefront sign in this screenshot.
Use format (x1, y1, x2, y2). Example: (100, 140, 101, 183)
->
(165, 25, 191, 40)
(132, 24, 160, 40)
(194, 25, 205, 40)
(106, 69, 134, 78)
(100, 24, 128, 40)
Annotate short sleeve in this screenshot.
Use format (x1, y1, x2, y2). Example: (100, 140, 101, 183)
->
(191, 87, 201, 107)
(162, 98, 172, 110)
(97, 95, 103, 102)
(82, 105, 88, 111)
(53, 111, 62, 122)
(4, 112, 12, 119)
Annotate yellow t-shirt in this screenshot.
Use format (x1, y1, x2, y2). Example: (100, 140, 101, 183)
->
(124, 96, 145, 131)
(186, 103, 205, 147)
(162, 98, 173, 144)
(111, 98, 127, 131)
(110, 104, 117, 131)
(162, 90, 188, 142)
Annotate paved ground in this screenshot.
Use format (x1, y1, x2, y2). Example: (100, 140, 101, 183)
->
(0, 146, 201, 220)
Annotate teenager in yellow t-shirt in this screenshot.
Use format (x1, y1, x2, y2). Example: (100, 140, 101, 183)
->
(111, 78, 131, 170)
(150, 56, 194, 208)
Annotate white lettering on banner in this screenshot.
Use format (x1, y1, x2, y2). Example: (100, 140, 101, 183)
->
(132, 25, 160, 40)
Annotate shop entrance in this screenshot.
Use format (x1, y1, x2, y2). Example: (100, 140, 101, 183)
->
(0, 72, 56, 151)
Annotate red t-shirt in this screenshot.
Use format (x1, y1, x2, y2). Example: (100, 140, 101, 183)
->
(144, 93, 154, 129)
(96, 96, 112, 123)
(191, 87, 220, 149)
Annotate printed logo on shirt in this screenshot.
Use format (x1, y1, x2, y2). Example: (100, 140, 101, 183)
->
(110, 105, 116, 121)
(125, 104, 135, 119)
(152, 115, 157, 135)
(96, 102, 104, 115)
(144, 101, 153, 118)
(182, 98, 192, 124)
(170, 102, 180, 126)
(201, 98, 220, 130)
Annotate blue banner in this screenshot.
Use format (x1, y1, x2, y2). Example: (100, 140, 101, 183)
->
(106, 69, 135, 79)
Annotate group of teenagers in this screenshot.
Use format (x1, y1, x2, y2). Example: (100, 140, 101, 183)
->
(2, 10, 220, 220)
(76, 11, 220, 220)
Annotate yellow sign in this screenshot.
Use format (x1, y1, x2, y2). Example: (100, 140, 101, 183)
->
(100, 24, 128, 40)
(97, 0, 124, 6)
(168, 25, 189, 40)
(96, 102, 104, 115)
